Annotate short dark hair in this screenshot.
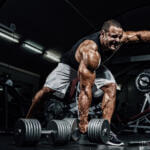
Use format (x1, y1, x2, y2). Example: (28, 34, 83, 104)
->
(101, 19, 122, 32)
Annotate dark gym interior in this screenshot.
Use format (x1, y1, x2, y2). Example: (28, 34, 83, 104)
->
(1, 0, 150, 150)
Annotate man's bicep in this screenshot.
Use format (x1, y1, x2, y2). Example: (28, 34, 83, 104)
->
(78, 40, 101, 72)
(83, 50, 101, 72)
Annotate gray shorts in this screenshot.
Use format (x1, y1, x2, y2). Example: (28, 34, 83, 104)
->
(44, 63, 116, 96)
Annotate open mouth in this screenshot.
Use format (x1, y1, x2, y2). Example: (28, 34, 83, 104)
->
(110, 41, 120, 50)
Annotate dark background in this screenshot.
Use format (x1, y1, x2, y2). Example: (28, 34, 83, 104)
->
(0, 0, 150, 78)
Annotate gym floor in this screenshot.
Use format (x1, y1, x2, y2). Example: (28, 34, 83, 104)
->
(1, 132, 150, 150)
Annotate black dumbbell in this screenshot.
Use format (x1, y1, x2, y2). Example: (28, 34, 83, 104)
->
(88, 119, 110, 144)
(14, 118, 71, 146)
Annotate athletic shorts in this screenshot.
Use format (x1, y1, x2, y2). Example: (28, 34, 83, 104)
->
(44, 63, 116, 96)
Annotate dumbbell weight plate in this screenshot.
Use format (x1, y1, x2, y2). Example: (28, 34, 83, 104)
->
(29, 119, 41, 143)
(14, 119, 33, 146)
(91, 119, 99, 142)
(47, 120, 70, 145)
(63, 118, 80, 141)
(24, 119, 34, 142)
(24, 119, 38, 145)
(88, 119, 110, 144)
(29, 119, 36, 142)
(14, 119, 42, 146)
(14, 119, 26, 146)
(100, 119, 110, 143)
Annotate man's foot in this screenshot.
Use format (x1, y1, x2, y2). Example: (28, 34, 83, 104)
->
(106, 131, 124, 146)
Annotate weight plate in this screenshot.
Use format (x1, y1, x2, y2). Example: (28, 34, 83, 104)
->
(34, 119, 41, 141)
(63, 118, 79, 141)
(99, 119, 110, 144)
(47, 120, 70, 145)
(28, 119, 35, 142)
(88, 119, 110, 144)
(14, 119, 27, 146)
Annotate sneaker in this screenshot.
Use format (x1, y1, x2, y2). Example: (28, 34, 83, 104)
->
(106, 131, 124, 146)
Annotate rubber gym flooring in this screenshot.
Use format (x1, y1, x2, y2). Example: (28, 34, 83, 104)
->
(1, 132, 150, 150)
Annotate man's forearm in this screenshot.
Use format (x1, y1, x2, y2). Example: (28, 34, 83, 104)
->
(122, 30, 150, 43)
(78, 86, 92, 133)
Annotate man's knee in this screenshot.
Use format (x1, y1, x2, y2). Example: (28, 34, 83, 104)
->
(42, 87, 54, 93)
(32, 87, 54, 103)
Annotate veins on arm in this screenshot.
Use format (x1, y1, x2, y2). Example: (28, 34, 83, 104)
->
(122, 30, 150, 43)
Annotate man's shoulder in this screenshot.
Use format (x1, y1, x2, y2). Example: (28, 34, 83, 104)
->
(80, 39, 97, 47)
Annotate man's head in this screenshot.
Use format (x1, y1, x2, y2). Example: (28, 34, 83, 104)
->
(100, 19, 123, 51)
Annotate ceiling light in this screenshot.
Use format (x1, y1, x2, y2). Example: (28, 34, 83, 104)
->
(22, 40, 43, 54)
(0, 32, 19, 43)
(43, 49, 61, 62)
(22, 43, 43, 54)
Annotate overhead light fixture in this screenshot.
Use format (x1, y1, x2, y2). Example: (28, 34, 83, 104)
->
(43, 49, 61, 63)
(22, 40, 43, 54)
(0, 23, 19, 43)
(22, 43, 43, 54)
(0, 32, 19, 43)
(0, 30, 19, 43)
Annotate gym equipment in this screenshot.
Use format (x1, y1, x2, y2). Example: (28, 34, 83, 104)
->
(135, 71, 150, 93)
(126, 71, 150, 133)
(63, 118, 80, 141)
(88, 119, 110, 144)
(115, 70, 150, 133)
(14, 118, 71, 146)
(63, 118, 110, 144)
(46, 119, 71, 145)
(14, 118, 110, 146)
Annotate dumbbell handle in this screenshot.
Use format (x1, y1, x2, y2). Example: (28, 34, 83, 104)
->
(41, 130, 57, 135)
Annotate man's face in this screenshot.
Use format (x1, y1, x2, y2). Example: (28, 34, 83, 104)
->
(101, 25, 123, 51)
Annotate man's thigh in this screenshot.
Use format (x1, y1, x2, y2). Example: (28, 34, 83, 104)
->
(44, 63, 77, 96)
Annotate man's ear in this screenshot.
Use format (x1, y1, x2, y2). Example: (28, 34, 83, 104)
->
(100, 30, 105, 38)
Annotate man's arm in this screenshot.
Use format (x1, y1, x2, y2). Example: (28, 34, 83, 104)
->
(122, 30, 150, 43)
(76, 40, 100, 133)
(78, 40, 100, 100)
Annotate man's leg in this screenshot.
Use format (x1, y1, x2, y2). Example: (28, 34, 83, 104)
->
(101, 83, 116, 123)
(26, 87, 54, 118)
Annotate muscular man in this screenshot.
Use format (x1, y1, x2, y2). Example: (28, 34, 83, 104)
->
(26, 19, 150, 146)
